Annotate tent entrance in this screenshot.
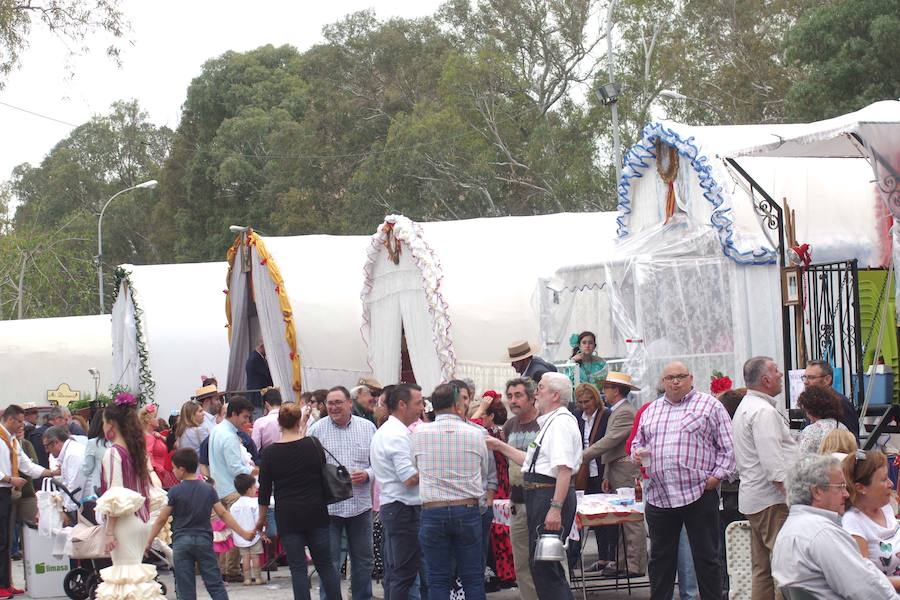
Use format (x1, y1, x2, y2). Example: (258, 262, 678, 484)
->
(400, 328, 416, 384)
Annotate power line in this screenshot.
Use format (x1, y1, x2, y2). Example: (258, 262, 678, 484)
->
(0, 100, 78, 127)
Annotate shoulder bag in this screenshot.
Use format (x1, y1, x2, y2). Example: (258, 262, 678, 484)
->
(309, 436, 353, 505)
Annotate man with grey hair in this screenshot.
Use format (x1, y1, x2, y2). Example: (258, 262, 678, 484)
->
(488, 372, 581, 600)
(351, 377, 381, 425)
(42, 425, 87, 514)
(733, 356, 798, 600)
(772, 454, 898, 599)
(48, 406, 86, 437)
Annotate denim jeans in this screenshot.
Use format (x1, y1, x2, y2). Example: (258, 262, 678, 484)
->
(675, 526, 698, 600)
(319, 510, 374, 600)
(380, 501, 422, 600)
(419, 505, 485, 600)
(172, 534, 228, 600)
(281, 527, 342, 600)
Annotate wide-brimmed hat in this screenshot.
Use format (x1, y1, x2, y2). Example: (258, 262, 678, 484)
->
(194, 384, 218, 400)
(507, 340, 535, 362)
(21, 402, 38, 412)
(603, 371, 641, 391)
(358, 376, 383, 393)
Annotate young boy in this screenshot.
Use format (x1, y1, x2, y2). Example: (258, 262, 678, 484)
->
(230, 473, 264, 585)
(147, 448, 255, 600)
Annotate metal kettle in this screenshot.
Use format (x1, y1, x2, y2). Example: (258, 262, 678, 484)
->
(533, 526, 569, 562)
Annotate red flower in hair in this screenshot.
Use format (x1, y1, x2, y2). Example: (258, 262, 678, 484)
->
(710, 371, 733, 395)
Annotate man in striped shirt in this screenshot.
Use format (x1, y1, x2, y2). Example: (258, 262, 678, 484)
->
(412, 383, 491, 600)
(631, 361, 735, 600)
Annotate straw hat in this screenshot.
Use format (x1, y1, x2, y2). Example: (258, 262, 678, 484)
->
(358, 376, 383, 393)
(604, 371, 641, 391)
(194, 384, 218, 400)
(507, 340, 535, 362)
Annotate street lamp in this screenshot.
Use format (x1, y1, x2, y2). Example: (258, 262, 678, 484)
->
(658, 89, 727, 119)
(88, 368, 100, 401)
(596, 0, 622, 177)
(97, 180, 157, 313)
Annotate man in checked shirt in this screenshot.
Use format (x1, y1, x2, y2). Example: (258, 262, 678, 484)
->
(631, 361, 736, 600)
(412, 383, 492, 600)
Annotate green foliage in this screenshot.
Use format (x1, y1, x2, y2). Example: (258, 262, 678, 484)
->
(784, 0, 900, 120)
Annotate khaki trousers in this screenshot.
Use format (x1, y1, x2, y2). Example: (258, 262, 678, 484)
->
(606, 459, 647, 574)
(218, 492, 242, 578)
(747, 503, 789, 600)
(509, 501, 538, 600)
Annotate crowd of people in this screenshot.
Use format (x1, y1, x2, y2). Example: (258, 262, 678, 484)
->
(3, 333, 900, 600)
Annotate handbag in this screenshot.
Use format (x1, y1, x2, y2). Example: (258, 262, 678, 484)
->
(69, 518, 107, 559)
(310, 437, 353, 505)
(36, 478, 63, 536)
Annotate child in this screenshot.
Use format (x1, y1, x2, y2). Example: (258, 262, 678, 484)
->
(147, 448, 255, 600)
(231, 473, 264, 585)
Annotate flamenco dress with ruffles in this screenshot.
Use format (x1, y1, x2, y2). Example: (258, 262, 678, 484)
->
(94, 445, 165, 600)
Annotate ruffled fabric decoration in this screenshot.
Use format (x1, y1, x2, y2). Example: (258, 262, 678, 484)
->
(94, 564, 164, 600)
(361, 215, 457, 381)
(96, 487, 146, 518)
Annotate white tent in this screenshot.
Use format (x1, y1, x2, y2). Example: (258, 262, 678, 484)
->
(360, 212, 621, 395)
(111, 262, 230, 416)
(540, 114, 885, 403)
(0, 314, 112, 406)
(225, 232, 371, 400)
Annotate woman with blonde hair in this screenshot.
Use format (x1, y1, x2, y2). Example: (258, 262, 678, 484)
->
(841, 450, 900, 589)
(819, 428, 858, 456)
(175, 400, 207, 451)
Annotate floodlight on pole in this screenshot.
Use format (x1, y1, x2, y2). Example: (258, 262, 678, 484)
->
(97, 180, 158, 314)
(659, 89, 727, 118)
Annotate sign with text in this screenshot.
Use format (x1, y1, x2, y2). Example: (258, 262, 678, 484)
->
(47, 383, 80, 406)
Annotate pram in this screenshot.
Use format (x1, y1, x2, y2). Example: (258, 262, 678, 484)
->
(46, 479, 172, 600)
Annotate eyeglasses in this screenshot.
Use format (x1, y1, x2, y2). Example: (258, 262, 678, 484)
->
(824, 482, 848, 490)
(663, 374, 691, 382)
(800, 374, 826, 382)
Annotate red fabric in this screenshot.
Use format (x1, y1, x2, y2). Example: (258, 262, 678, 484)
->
(472, 420, 516, 583)
(145, 432, 178, 489)
(625, 402, 652, 480)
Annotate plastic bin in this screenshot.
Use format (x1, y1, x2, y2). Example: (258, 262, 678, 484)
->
(863, 365, 894, 406)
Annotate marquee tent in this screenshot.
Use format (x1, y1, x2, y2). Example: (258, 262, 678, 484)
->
(111, 262, 230, 416)
(225, 231, 371, 401)
(0, 314, 112, 406)
(539, 113, 887, 404)
(360, 212, 620, 394)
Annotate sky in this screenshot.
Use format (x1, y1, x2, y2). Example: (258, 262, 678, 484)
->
(0, 0, 446, 183)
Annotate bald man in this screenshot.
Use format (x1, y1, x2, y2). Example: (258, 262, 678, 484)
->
(631, 362, 736, 600)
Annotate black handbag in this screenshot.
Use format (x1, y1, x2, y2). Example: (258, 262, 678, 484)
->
(310, 437, 353, 505)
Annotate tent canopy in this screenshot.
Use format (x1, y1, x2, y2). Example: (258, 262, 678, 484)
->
(0, 314, 113, 406)
(225, 232, 371, 399)
(112, 261, 230, 416)
(361, 212, 621, 394)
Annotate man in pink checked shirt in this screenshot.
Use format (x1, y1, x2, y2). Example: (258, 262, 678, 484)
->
(251, 387, 283, 452)
(631, 361, 735, 600)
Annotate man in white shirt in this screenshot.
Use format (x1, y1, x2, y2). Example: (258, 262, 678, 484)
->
(733, 356, 799, 600)
(0, 405, 53, 598)
(370, 384, 424, 600)
(772, 454, 898, 599)
(42, 425, 87, 515)
(488, 372, 581, 600)
(195, 384, 221, 438)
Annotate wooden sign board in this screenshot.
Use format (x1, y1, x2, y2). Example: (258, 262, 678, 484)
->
(47, 383, 80, 406)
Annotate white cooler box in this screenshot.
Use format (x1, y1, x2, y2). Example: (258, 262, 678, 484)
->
(23, 526, 68, 598)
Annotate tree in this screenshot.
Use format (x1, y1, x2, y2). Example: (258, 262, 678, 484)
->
(783, 0, 900, 120)
(0, 0, 127, 86)
(2, 99, 170, 318)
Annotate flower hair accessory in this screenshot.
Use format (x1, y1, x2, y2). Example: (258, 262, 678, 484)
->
(710, 371, 733, 395)
(145, 404, 157, 414)
(569, 333, 580, 348)
(114, 392, 137, 407)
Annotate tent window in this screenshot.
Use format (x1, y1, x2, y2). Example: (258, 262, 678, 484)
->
(400, 327, 416, 384)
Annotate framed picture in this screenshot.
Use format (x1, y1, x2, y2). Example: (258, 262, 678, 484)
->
(782, 267, 801, 306)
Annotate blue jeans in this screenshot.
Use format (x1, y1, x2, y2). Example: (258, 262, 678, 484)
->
(319, 511, 374, 600)
(172, 534, 228, 600)
(675, 526, 698, 600)
(380, 501, 421, 600)
(420, 505, 485, 600)
(281, 527, 342, 600)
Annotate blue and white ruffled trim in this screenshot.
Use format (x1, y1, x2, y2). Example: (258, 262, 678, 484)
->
(616, 122, 777, 265)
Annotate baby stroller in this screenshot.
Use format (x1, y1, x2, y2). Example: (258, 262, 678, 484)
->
(47, 479, 172, 600)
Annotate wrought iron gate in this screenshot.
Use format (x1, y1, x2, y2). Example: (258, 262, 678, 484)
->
(798, 260, 864, 403)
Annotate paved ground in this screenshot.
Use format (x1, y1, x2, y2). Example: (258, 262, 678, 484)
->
(13, 553, 654, 599)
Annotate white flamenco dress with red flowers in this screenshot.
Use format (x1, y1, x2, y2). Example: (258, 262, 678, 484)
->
(93, 487, 164, 600)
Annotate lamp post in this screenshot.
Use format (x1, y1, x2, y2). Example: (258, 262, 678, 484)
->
(97, 180, 157, 313)
(658, 89, 727, 119)
(595, 0, 622, 177)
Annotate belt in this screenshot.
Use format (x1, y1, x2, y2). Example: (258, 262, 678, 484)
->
(422, 498, 480, 509)
(522, 481, 556, 490)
